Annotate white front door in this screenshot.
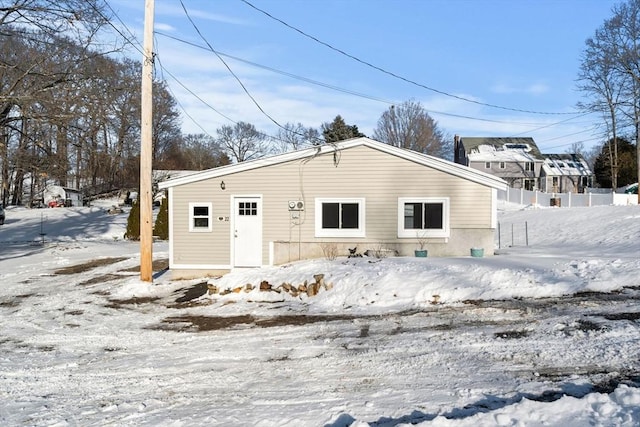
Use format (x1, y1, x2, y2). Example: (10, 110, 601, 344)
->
(233, 196, 262, 267)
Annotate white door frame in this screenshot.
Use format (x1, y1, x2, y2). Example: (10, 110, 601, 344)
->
(231, 195, 263, 268)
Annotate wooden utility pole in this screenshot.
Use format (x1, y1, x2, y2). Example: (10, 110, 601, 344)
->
(140, 0, 155, 282)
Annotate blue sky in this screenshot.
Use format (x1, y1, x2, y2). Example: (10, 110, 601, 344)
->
(110, 0, 619, 153)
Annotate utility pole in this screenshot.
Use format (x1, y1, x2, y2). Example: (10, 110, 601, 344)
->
(140, 0, 154, 282)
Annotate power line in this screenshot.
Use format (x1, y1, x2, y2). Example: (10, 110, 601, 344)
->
(179, 0, 287, 131)
(239, 0, 580, 116)
(103, 0, 597, 150)
(102, 0, 222, 140)
(178, 0, 331, 147)
(92, 1, 144, 56)
(155, 54, 218, 137)
(155, 31, 592, 128)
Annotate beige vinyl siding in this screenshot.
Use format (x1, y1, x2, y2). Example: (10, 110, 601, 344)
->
(171, 145, 494, 267)
(171, 181, 230, 266)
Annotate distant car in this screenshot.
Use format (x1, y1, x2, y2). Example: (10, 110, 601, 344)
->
(0, 205, 5, 225)
(624, 183, 638, 194)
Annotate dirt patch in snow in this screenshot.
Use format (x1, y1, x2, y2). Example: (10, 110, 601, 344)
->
(53, 257, 168, 276)
(78, 273, 126, 286)
(173, 282, 209, 303)
(494, 329, 531, 339)
(105, 296, 160, 309)
(153, 311, 423, 332)
(119, 258, 169, 273)
(153, 313, 379, 332)
(600, 312, 640, 321)
(54, 257, 129, 274)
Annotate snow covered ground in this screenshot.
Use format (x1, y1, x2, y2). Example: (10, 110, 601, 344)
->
(0, 200, 639, 426)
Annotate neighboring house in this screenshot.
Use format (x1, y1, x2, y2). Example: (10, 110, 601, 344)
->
(454, 136, 543, 191)
(540, 154, 594, 193)
(43, 185, 83, 207)
(158, 137, 507, 279)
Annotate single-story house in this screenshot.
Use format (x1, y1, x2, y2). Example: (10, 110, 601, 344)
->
(158, 137, 508, 278)
(43, 185, 83, 207)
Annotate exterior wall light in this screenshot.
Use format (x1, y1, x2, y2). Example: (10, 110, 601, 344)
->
(220, 181, 226, 190)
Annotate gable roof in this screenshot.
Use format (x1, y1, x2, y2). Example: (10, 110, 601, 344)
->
(158, 137, 507, 191)
(460, 137, 543, 162)
(541, 153, 593, 177)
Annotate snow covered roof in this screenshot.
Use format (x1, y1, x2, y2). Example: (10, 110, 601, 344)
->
(460, 137, 544, 162)
(541, 153, 593, 177)
(468, 144, 541, 162)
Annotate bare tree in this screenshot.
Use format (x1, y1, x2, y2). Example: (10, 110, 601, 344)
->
(216, 121, 268, 163)
(578, 0, 640, 196)
(273, 122, 320, 153)
(373, 99, 450, 159)
(0, 0, 114, 205)
(152, 81, 183, 167)
(181, 134, 230, 170)
(578, 22, 628, 189)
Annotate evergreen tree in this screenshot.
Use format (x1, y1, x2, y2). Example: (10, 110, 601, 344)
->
(153, 196, 169, 240)
(321, 115, 365, 143)
(593, 138, 637, 188)
(124, 199, 140, 241)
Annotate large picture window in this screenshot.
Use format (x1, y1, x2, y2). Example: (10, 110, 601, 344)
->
(315, 198, 365, 237)
(189, 202, 213, 232)
(397, 197, 449, 238)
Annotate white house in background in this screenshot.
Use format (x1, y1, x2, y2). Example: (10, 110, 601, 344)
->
(454, 136, 544, 191)
(540, 154, 594, 193)
(43, 185, 83, 207)
(158, 137, 507, 279)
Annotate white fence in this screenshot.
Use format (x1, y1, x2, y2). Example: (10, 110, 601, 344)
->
(499, 187, 638, 208)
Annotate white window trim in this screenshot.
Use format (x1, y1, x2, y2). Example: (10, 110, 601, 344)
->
(499, 162, 506, 169)
(315, 198, 366, 238)
(397, 197, 450, 238)
(189, 202, 213, 232)
(485, 162, 491, 169)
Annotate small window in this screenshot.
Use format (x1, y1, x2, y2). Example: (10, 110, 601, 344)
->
(315, 198, 365, 237)
(484, 162, 491, 169)
(189, 202, 212, 232)
(238, 201, 257, 216)
(525, 162, 535, 171)
(524, 179, 535, 191)
(398, 198, 449, 238)
(499, 162, 506, 169)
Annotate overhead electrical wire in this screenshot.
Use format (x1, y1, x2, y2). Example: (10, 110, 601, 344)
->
(178, 0, 332, 148)
(101, 0, 600, 150)
(179, 0, 288, 132)
(155, 31, 592, 129)
(101, 0, 239, 141)
(239, 0, 581, 116)
(155, 53, 219, 137)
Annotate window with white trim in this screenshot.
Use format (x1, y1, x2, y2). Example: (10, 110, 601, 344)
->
(484, 162, 491, 169)
(189, 202, 212, 232)
(397, 197, 449, 238)
(499, 162, 506, 169)
(315, 198, 365, 237)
